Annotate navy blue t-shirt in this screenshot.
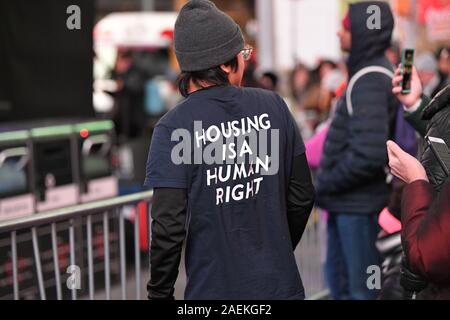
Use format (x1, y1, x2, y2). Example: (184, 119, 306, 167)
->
(145, 85, 306, 299)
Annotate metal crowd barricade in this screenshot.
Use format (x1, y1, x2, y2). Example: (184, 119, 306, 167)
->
(0, 191, 328, 300)
(0, 191, 153, 300)
(296, 207, 329, 300)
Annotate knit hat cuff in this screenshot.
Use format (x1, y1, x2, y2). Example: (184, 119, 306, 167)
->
(175, 27, 245, 72)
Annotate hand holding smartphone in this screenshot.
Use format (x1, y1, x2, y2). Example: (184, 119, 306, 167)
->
(401, 48, 415, 95)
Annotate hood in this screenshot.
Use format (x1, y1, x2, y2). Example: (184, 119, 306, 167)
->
(347, 1, 394, 75)
(422, 84, 450, 120)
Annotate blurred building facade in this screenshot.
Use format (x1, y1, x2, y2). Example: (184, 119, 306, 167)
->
(94, 0, 450, 89)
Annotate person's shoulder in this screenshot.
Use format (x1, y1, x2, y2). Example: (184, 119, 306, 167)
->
(240, 87, 288, 113)
(359, 58, 394, 80)
(352, 59, 394, 92)
(155, 97, 194, 129)
(241, 87, 281, 101)
(241, 88, 294, 128)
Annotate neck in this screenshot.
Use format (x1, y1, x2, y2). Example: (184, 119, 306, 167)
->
(188, 80, 215, 95)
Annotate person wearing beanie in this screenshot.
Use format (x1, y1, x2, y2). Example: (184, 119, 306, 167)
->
(145, 0, 315, 300)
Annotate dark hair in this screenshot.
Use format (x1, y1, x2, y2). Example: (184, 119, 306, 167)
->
(177, 57, 239, 97)
(290, 63, 312, 101)
(316, 59, 337, 73)
(261, 71, 279, 88)
(436, 46, 450, 60)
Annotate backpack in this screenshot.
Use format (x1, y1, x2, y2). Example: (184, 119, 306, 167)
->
(346, 66, 418, 156)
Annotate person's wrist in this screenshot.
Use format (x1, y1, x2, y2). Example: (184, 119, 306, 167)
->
(408, 179, 429, 188)
(404, 97, 422, 113)
(408, 169, 428, 184)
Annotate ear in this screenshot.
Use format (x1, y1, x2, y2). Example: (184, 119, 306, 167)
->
(220, 64, 232, 74)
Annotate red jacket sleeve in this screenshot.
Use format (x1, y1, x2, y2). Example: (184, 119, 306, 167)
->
(401, 179, 450, 284)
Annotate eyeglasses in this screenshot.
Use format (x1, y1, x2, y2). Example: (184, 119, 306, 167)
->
(241, 46, 253, 61)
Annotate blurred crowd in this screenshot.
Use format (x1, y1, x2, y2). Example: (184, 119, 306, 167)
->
(245, 45, 450, 143)
(103, 42, 450, 146)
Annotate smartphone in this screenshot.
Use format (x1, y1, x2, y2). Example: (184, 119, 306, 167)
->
(426, 136, 450, 176)
(401, 48, 414, 94)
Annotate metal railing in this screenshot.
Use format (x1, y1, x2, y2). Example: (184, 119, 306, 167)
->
(0, 192, 327, 300)
(0, 191, 153, 300)
(297, 207, 328, 299)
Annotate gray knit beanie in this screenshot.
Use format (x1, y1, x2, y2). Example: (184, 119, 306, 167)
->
(174, 0, 245, 72)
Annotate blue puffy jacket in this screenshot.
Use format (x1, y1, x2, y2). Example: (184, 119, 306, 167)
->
(316, 1, 398, 214)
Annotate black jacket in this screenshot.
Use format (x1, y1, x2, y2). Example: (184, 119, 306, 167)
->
(420, 85, 450, 192)
(316, 1, 398, 214)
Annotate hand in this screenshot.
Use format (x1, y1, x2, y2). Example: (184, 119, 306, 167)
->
(391, 65, 423, 109)
(387, 140, 428, 184)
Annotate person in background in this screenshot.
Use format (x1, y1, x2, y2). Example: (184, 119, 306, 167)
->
(385, 41, 401, 67)
(391, 55, 450, 299)
(258, 71, 279, 92)
(416, 52, 440, 97)
(317, 60, 337, 82)
(318, 68, 346, 119)
(112, 50, 146, 139)
(387, 132, 450, 300)
(316, 1, 398, 300)
(436, 47, 450, 96)
(300, 64, 321, 113)
(290, 63, 311, 107)
(313, 59, 341, 121)
(294, 60, 339, 140)
(289, 63, 316, 139)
